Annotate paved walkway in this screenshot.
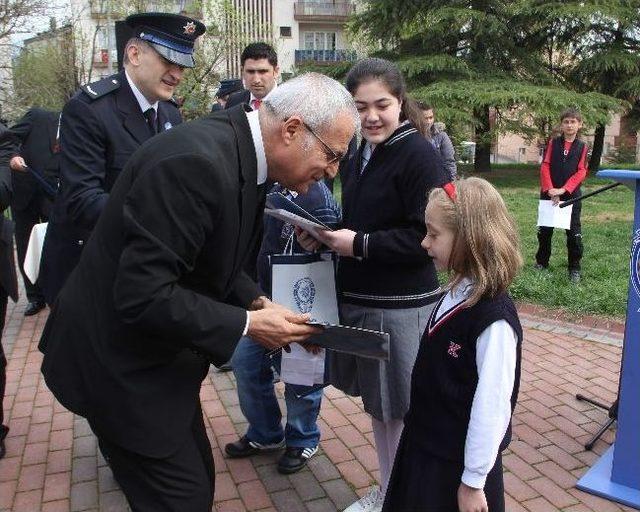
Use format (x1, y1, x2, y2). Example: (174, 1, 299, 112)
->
(0, 293, 635, 512)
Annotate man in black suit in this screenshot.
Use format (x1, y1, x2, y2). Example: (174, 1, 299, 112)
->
(226, 42, 279, 111)
(39, 12, 204, 305)
(1, 108, 60, 316)
(40, 72, 359, 511)
(0, 121, 19, 459)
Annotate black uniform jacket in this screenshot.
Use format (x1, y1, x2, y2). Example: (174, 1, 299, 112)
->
(2, 108, 60, 211)
(40, 105, 264, 458)
(40, 70, 181, 304)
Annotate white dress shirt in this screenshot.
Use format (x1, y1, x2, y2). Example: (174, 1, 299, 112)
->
(241, 108, 269, 335)
(125, 70, 158, 115)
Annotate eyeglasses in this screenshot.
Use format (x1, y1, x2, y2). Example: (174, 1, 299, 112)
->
(302, 121, 346, 165)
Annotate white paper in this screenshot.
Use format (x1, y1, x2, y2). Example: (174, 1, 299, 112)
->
(537, 200, 573, 230)
(272, 258, 338, 385)
(264, 209, 329, 240)
(23, 222, 48, 284)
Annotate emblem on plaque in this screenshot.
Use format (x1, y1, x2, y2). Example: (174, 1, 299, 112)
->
(293, 277, 315, 314)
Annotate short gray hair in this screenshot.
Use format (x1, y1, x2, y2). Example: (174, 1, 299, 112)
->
(263, 73, 360, 137)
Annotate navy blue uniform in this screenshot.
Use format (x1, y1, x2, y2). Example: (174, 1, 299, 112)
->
(40, 70, 182, 305)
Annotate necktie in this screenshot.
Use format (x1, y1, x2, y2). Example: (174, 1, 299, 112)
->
(144, 108, 157, 135)
(252, 99, 262, 110)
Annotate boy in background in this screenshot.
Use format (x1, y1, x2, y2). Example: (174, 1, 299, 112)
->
(535, 108, 588, 283)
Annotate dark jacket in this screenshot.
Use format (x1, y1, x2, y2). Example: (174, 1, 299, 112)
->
(0, 123, 18, 303)
(40, 69, 182, 305)
(40, 105, 264, 458)
(338, 123, 449, 308)
(1, 108, 61, 210)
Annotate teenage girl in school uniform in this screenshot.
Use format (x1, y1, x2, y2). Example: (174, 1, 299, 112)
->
(299, 57, 451, 512)
(383, 177, 523, 512)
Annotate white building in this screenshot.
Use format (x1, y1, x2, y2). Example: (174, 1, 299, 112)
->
(222, 0, 357, 78)
(59, 0, 357, 83)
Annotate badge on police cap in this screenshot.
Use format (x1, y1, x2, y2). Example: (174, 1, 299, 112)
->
(126, 12, 206, 68)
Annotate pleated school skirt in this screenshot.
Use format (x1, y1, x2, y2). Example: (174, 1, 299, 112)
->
(382, 428, 505, 512)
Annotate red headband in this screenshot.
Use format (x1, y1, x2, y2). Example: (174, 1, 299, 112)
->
(442, 182, 457, 201)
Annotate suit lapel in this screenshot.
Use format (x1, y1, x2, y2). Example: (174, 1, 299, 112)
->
(227, 105, 260, 269)
(116, 71, 152, 145)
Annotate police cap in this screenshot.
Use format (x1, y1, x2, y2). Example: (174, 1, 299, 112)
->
(126, 12, 205, 68)
(217, 79, 243, 98)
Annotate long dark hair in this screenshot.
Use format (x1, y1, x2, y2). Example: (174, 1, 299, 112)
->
(345, 58, 428, 137)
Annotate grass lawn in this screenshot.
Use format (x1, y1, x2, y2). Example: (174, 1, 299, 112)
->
(465, 167, 633, 318)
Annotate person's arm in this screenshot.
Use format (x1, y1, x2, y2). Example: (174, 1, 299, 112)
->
(113, 154, 316, 359)
(58, 98, 109, 229)
(540, 140, 553, 193)
(461, 320, 517, 492)
(351, 147, 448, 263)
(4, 110, 35, 171)
(563, 144, 588, 194)
(0, 124, 12, 210)
(439, 132, 457, 180)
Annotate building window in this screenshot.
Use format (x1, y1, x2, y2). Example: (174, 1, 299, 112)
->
(280, 26, 292, 37)
(303, 31, 337, 50)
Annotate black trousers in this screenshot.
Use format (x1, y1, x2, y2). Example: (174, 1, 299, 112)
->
(95, 406, 215, 512)
(383, 429, 504, 512)
(0, 290, 9, 441)
(535, 193, 583, 271)
(12, 194, 51, 303)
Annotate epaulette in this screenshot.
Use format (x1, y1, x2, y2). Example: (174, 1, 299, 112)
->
(80, 76, 121, 100)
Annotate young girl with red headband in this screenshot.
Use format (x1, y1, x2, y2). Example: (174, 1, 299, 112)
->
(383, 177, 523, 512)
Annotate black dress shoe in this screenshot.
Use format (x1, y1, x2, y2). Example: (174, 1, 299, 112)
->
(277, 446, 318, 474)
(24, 301, 46, 316)
(224, 435, 285, 458)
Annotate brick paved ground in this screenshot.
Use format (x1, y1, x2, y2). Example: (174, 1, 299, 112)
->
(0, 294, 636, 512)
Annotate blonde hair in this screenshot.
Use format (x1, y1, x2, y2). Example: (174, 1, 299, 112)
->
(427, 177, 523, 306)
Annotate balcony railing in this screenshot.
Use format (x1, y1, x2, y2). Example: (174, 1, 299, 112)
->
(294, 2, 355, 22)
(295, 49, 357, 64)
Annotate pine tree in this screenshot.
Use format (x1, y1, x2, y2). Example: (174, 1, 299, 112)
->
(350, 0, 620, 172)
(527, 1, 640, 171)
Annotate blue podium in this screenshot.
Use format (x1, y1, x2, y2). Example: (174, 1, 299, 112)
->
(575, 169, 640, 509)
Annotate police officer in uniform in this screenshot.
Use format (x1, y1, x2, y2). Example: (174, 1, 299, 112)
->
(39, 12, 205, 305)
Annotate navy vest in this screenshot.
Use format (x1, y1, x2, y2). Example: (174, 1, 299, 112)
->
(549, 136, 585, 193)
(404, 292, 523, 462)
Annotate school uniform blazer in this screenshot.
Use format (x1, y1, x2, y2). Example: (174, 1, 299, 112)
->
(39, 105, 264, 458)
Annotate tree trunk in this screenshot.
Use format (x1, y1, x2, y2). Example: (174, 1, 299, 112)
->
(474, 106, 492, 172)
(588, 123, 605, 173)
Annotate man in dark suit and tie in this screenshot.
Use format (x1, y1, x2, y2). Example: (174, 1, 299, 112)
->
(1, 108, 60, 316)
(0, 121, 19, 459)
(39, 12, 204, 305)
(226, 42, 279, 111)
(40, 72, 359, 511)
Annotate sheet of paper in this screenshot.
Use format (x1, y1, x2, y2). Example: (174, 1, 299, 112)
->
(264, 208, 330, 239)
(266, 192, 331, 229)
(280, 344, 326, 386)
(24, 222, 48, 284)
(537, 200, 573, 230)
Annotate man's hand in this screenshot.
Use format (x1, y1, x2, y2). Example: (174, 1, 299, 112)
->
(457, 483, 488, 512)
(9, 156, 26, 172)
(315, 229, 356, 257)
(247, 307, 322, 351)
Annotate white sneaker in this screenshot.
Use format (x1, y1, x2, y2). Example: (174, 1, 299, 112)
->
(343, 486, 384, 512)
